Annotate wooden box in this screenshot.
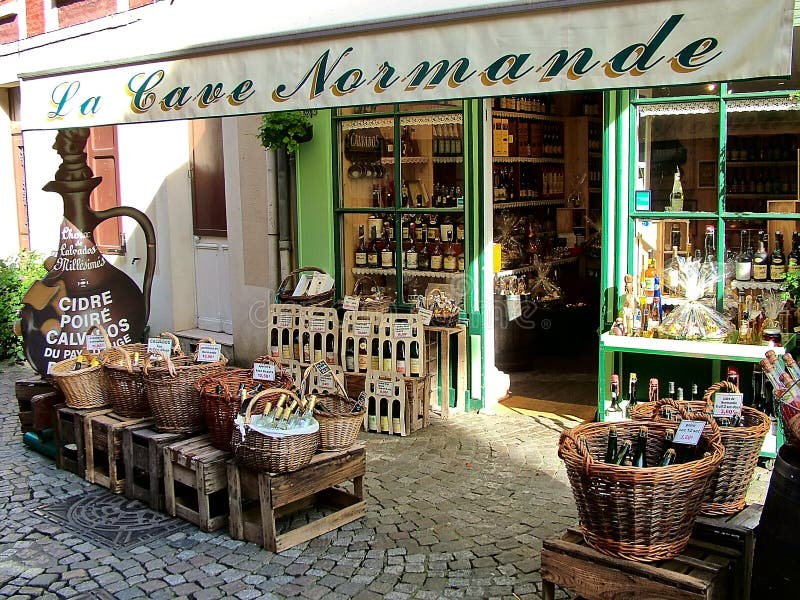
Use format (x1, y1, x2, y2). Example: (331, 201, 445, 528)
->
(541, 527, 735, 600)
(54, 405, 110, 476)
(227, 444, 366, 553)
(122, 424, 187, 510)
(163, 435, 230, 532)
(363, 374, 430, 436)
(85, 412, 151, 493)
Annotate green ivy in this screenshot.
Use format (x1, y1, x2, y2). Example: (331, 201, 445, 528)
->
(258, 111, 313, 154)
(0, 250, 47, 361)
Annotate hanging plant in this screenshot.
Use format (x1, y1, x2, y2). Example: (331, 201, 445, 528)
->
(258, 110, 314, 154)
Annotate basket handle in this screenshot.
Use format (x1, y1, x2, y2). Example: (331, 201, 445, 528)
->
(143, 350, 177, 377)
(558, 428, 594, 475)
(252, 354, 284, 374)
(277, 266, 327, 298)
(241, 387, 299, 425)
(84, 325, 111, 353)
(653, 398, 722, 445)
(159, 331, 184, 355)
(701, 380, 740, 413)
(353, 276, 377, 297)
(300, 364, 349, 400)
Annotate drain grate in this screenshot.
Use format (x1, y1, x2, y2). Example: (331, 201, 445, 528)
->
(34, 489, 193, 551)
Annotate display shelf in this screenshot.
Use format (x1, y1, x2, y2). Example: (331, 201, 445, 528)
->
(491, 109, 562, 122)
(496, 256, 578, 278)
(352, 267, 463, 280)
(493, 199, 565, 209)
(492, 156, 565, 164)
(432, 157, 463, 164)
(631, 211, 719, 219)
(380, 156, 429, 165)
(731, 280, 784, 291)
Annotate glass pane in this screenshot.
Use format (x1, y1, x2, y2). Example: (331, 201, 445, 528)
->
(636, 104, 720, 212)
(638, 83, 721, 99)
(399, 100, 463, 112)
(337, 104, 394, 116)
(725, 105, 800, 213)
(340, 213, 398, 304)
(338, 117, 394, 209)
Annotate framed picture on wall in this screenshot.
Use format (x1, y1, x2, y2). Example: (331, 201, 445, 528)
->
(697, 160, 717, 189)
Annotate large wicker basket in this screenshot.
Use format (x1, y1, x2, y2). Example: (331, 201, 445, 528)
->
(302, 366, 365, 451)
(558, 417, 724, 562)
(196, 356, 295, 451)
(101, 332, 183, 418)
(231, 389, 318, 473)
(631, 385, 770, 516)
(50, 325, 111, 409)
(276, 266, 334, 307)
(142, 341, 227, 433)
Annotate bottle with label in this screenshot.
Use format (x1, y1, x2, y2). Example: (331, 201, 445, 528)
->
(664, 246, 681, 296)
(367, 226, 380, 267)
(396, 342, 406, 375)
(282, 329, 292, 360)
(325, 334, 335, 364)
(440, 216, 454, 242)
(644, 250, 656, 298)
(430, 235, 444, 272)
(443, 231, 458, 273)
(73, 354, 86, 371)
(752, 231, 769, 282)
(669, 167, 684, 211)
(788, 232, 800, 274)
(302, 333, 311, 363)
(632, 426, 648, 468)
(293, 329, 301, 361)
(735, 229, 752, 281)
(368, 398, 377, 431)
(409, 341, 421, 377)
(345, 338, 355, 371)
(358, 338, 368, 373)
(382, 340, 393, 371)
(604, 425, 618, 463)
(380, 398, 390, 432)
(392, 400, 402, 434)
(380, 229, 394, 268)
(270, 329, 280, 358)
(370, 338, 380, 371)
(770, 230, 787, 281)
(428, 214, 441, 242)
(418, 231, 431, 271)
(313, 334, 323, 363)
(405, 226, 418, 270)
(355, 225, 368, 267)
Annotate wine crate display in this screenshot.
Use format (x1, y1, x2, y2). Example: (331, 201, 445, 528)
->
(122, 423, 188, 511)
(340, 310, 383, 374)
(163, 435, 231, 532)
(16, 377, 57, 434)
(541, 526, 735, 600)
(267, 304, 302, 364)
(54, 405, 111, 476)
(378, 314, 426, 378)
(299, 307, 339, 367)
(227, 444, 366, 553)
(363, 373, 430, 436)
(84, 412, 151, 493)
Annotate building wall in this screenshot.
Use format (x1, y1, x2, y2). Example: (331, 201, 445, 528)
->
(0, 88, 19, 258)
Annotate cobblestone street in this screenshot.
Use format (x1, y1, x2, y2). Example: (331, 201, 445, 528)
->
(0, 360, 771, 600)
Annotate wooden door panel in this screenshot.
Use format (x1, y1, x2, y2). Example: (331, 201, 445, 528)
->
(190, 119, 227, 237)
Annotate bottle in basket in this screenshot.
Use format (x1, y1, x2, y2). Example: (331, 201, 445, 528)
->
(606, 374, 622, 416)
(277, 400, 298, 430)
(632, 426, 648, 468)
(264, 394, 287, 427)
(301, 395, 317, 426)
(604, 426, 618, 463)
(251, 401, 273, 428)
(613, 440, 632, 465)
(658, 448, 677, 466)
(73, 354, 86, 371)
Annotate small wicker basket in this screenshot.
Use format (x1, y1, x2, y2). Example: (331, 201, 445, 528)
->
(353, 276, 392, 313)
(50, 325, 111, 410)
(276, 266, 335, 307)
(230, 389, 319, 473)
(302, 366, 365, 452)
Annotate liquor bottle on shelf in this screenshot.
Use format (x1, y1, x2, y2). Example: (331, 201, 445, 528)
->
(632, 426, 648, 468)
(700, 225, 716, 296)
(770, 230, 787, 282)
(355, 225, 368, 268)
(428, 214, 441, 242)
(382, 339, 392, 371)
(604, 426, 618, 463)
(606, 374, 623, 415)
(752, 231, 769, 282)
(401, 181, 411, 207)
(380, 228, 394, 268)
(440, 215, 454, 242)
(380, 398, 390, 433)
(405, 227, 418, 270)
(664, 246, 680, 296)
(443, 231, 458, 273)
(368, 398, 377, 431)
(788, 232, 800, 275)
(735, 230, 752, 282)
(457, 243, 466, 272)
(358, 338, 368, 373)
(430, 235, 444, 272)
(669, 168, 684, 212)
(644, 250, 656, 298)
(370, 338, 380, 371)
(367, 226, 380, 268)
(418, 230, 431, 271)
(670, 223, 682, 250)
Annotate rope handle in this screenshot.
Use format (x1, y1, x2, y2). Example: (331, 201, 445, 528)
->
(300, 364, 349, 401)
(81, 325, 111, 361)
(652, 398, 722, 445)
(159, 332, 184, 356)
(702, 380, 740, 413)
(353, 276, 378, 297)
(241, 388, 300, 425)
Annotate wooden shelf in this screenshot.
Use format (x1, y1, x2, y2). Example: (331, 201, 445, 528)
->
(352, 267, 463, 280)
(380, 156, 429, 165)
(493, 156, 565, 164)
(493, 199, 564, 209)
(492, 110, 562, 122)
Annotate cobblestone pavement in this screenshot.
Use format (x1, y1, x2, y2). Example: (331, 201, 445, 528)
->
(0, 361, 771, 600)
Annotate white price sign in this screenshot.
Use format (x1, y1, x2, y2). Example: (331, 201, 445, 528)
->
(353, 322, 371, 337)
(394, 322, 412, 338)
(85, 334, 107, 353)
(147, 337, 173, 355)
(252, 362, 276, 381)
(507, 294, 522, 322)
(417, 308, 433, 326)
(314, 360, 331, 375)
(713, 392, 743, 418)
(675, 419, 706, 446)
(376, 379, 394, 397)
(196, 343, 222, 363)
(319, 373, 334, 389)
(342, 295, 360, 311)
(277, 315, 293, 328)
(309, 317, 327, 333)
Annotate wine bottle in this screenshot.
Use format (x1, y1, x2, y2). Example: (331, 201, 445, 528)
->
(789, 232, 800, 274)
(345, 338, 355, 371)
(302, 333, 311, 363)
(430, 235, 444, 272)
(770, 230, 787, 281)
(367, 226, 380, 268)
(396, 342, 406, 376)
(358, 338, 368, 373)
(277, 399, 298, 429)
(392, 400, 402, 434)
(313, 334, 323, 363)
(382, 340, 392, 371)
(270, 329, 280, 358)
(293, 329, 300, 361)
(644, 250, 656, 298)
(300, 395, 317, 427)
(405, 226, 418, 270)
(370, 338, 380, 371)
(753, 231, 769, 282)
(613, 440, 633, 465)
(355, 225, 368, 268)
(631, 426, 648, 467)
(418, 230, 431, 271)
(380, 228, 394, 268)
(265, 394, 286, 427)
(443, 230, 458, 273)
(325, 334, 335, 365)
(669, 167, 684, 211)
(410, 341, 421, 377)
(658, 448, 677, 466)
(604, 425, 618, 463)
(368, 397, 377, 431)
(606, 374, 623, 415)
(735, 229, 752, 281)
(380, 398, 390, 433)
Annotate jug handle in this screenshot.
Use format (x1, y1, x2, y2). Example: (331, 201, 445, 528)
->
(93, 205, 157, 322)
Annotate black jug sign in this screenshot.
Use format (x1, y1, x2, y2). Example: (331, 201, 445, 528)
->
(15, 128, 156, 375)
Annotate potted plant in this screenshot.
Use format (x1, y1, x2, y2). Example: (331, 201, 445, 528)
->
(258, 110, 314, 154)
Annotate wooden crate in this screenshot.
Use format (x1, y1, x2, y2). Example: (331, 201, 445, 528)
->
(363, 374, 430, 436)
(123, 424, 188, 511)
(693, 504, 762, 600)
(227, 444, 366, 553)
(16, 377, 56, 434)
(54, 405, 111, 476)
(541, 527, 735, 600)
(31, 391, 64, 431)
(163, 435, 230, 532)
(84, 412, 151, 493)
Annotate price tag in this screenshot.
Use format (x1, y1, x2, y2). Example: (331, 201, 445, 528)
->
(85, 334, 107, 353)
(376, 379, 394, 397)
(354, 322, 371, 337)
(310, 317, 327, 333)
(342, 295, 360, 311)
(507, 294, 522, 322)
(196, 343, 222, 363)
(147, 337, 173, 355)
(417, 308, 433, 326)
(319, 373, 334, 389)
(314, 360, 331, 375)
(394, 322, 412, 338)
(674, 419, 706, 446)
(713, 392, 743, 418)
(252, 362, 276, 381)
(277, 315, 293, 328)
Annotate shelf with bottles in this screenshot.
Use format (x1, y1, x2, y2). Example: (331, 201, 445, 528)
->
(492, 156, 565, 164)
(495, 256, 578, 279)
(493, 199, 565, 210)
(492, 162, 565, 203)
(353, 267, 462, 280)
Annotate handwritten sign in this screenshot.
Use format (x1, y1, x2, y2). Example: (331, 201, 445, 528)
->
(309, 317, 327, 333)
(196, 342, 222, 363)
(713, 392, 743, 418)
(417, 308, 433, 326)
(277, 315, 293, 328)
(354, 322, 371, 337)
(85, 334, 107, 353)
(319, 373, 334, 389)
(252, 362, 276, 381)
(147, 337, 173, 355)
(507, 294, 522, 321)
(675, 420, 706, 446)
(376, 379, 394, 397)
(394, 322, 412, 338)
(314, 360, 331, 375)
(342, 295, 360, 311)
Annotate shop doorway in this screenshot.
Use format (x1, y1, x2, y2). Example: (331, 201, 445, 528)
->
(490, 92, 602, 420)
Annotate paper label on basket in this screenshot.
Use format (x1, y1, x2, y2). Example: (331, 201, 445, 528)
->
(277, 314, 293, 328)
(354, 322, 371, 337)
(309, 317, 327, 333)
(196, 343, 221, 363)
(417, 308, 433, 326)
(85, 334, 106, 353)
(674, 420, 706, 445)
(319, 373, 334, 389)
(394, 322, 412, 338)
(376, 379, 394, 397)
(253, 362, 276, 381)
(314, 360, 331, 375)
(342, 295, 360, 311)
(147, 337, 173, 355)
(507, 294, 522, 321)
(713, 392, 743, 418)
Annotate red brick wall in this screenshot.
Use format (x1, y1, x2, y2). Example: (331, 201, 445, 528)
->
(25, 0, 44, 36)
(129, 0, 155, 9)
(56, 0, 117, 29)
(0, 14, 18, 44)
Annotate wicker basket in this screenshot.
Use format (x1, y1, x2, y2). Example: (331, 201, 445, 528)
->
(558, 417, 724, 562)
(353, 276, 392, 313)
(778, 398, 800, 448)
(276, 266, 335, 307)
(631, 385, 771, 516)
(101, 332, 183, 418)
(231, 389, 319, 473)
(197, 356, 295, 451)
(302, 366, 365, 451)
(143, 341, 227, 433)
(50, 325, 111, 409)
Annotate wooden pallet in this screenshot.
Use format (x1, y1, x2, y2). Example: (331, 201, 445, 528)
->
(54, 405, 111, 476)
(84, 412, 151, 494)
(541, 526, 736, 600)
(163, 435, 231, 532)
(227, 444, 366, 552)
(122, 424, 189, 511)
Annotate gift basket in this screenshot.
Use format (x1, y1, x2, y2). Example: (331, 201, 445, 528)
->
(558, 417, 724, 562)
(196, 356, 295, 451)
(630, 392, 770, 515)
(302, 366, 365, 452)
(231, 388, 319, 473)
(101, 332, 183, 418)
(760, 350, 800, 449)
(494, 212, 526, 269)
(276, 266, 335, 307)
(528, 257, 563, 304)
(352, 276, 392, 313)
(50, 325, 111, 409)
(657, 256, 734, 341)
(418, 286, 461, 327)
(142, 340, 227, 433)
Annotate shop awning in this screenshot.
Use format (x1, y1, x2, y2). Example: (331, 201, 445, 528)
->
(16, 0, 794, 130)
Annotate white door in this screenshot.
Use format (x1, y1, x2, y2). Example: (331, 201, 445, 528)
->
(194, 237, 233, 334)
